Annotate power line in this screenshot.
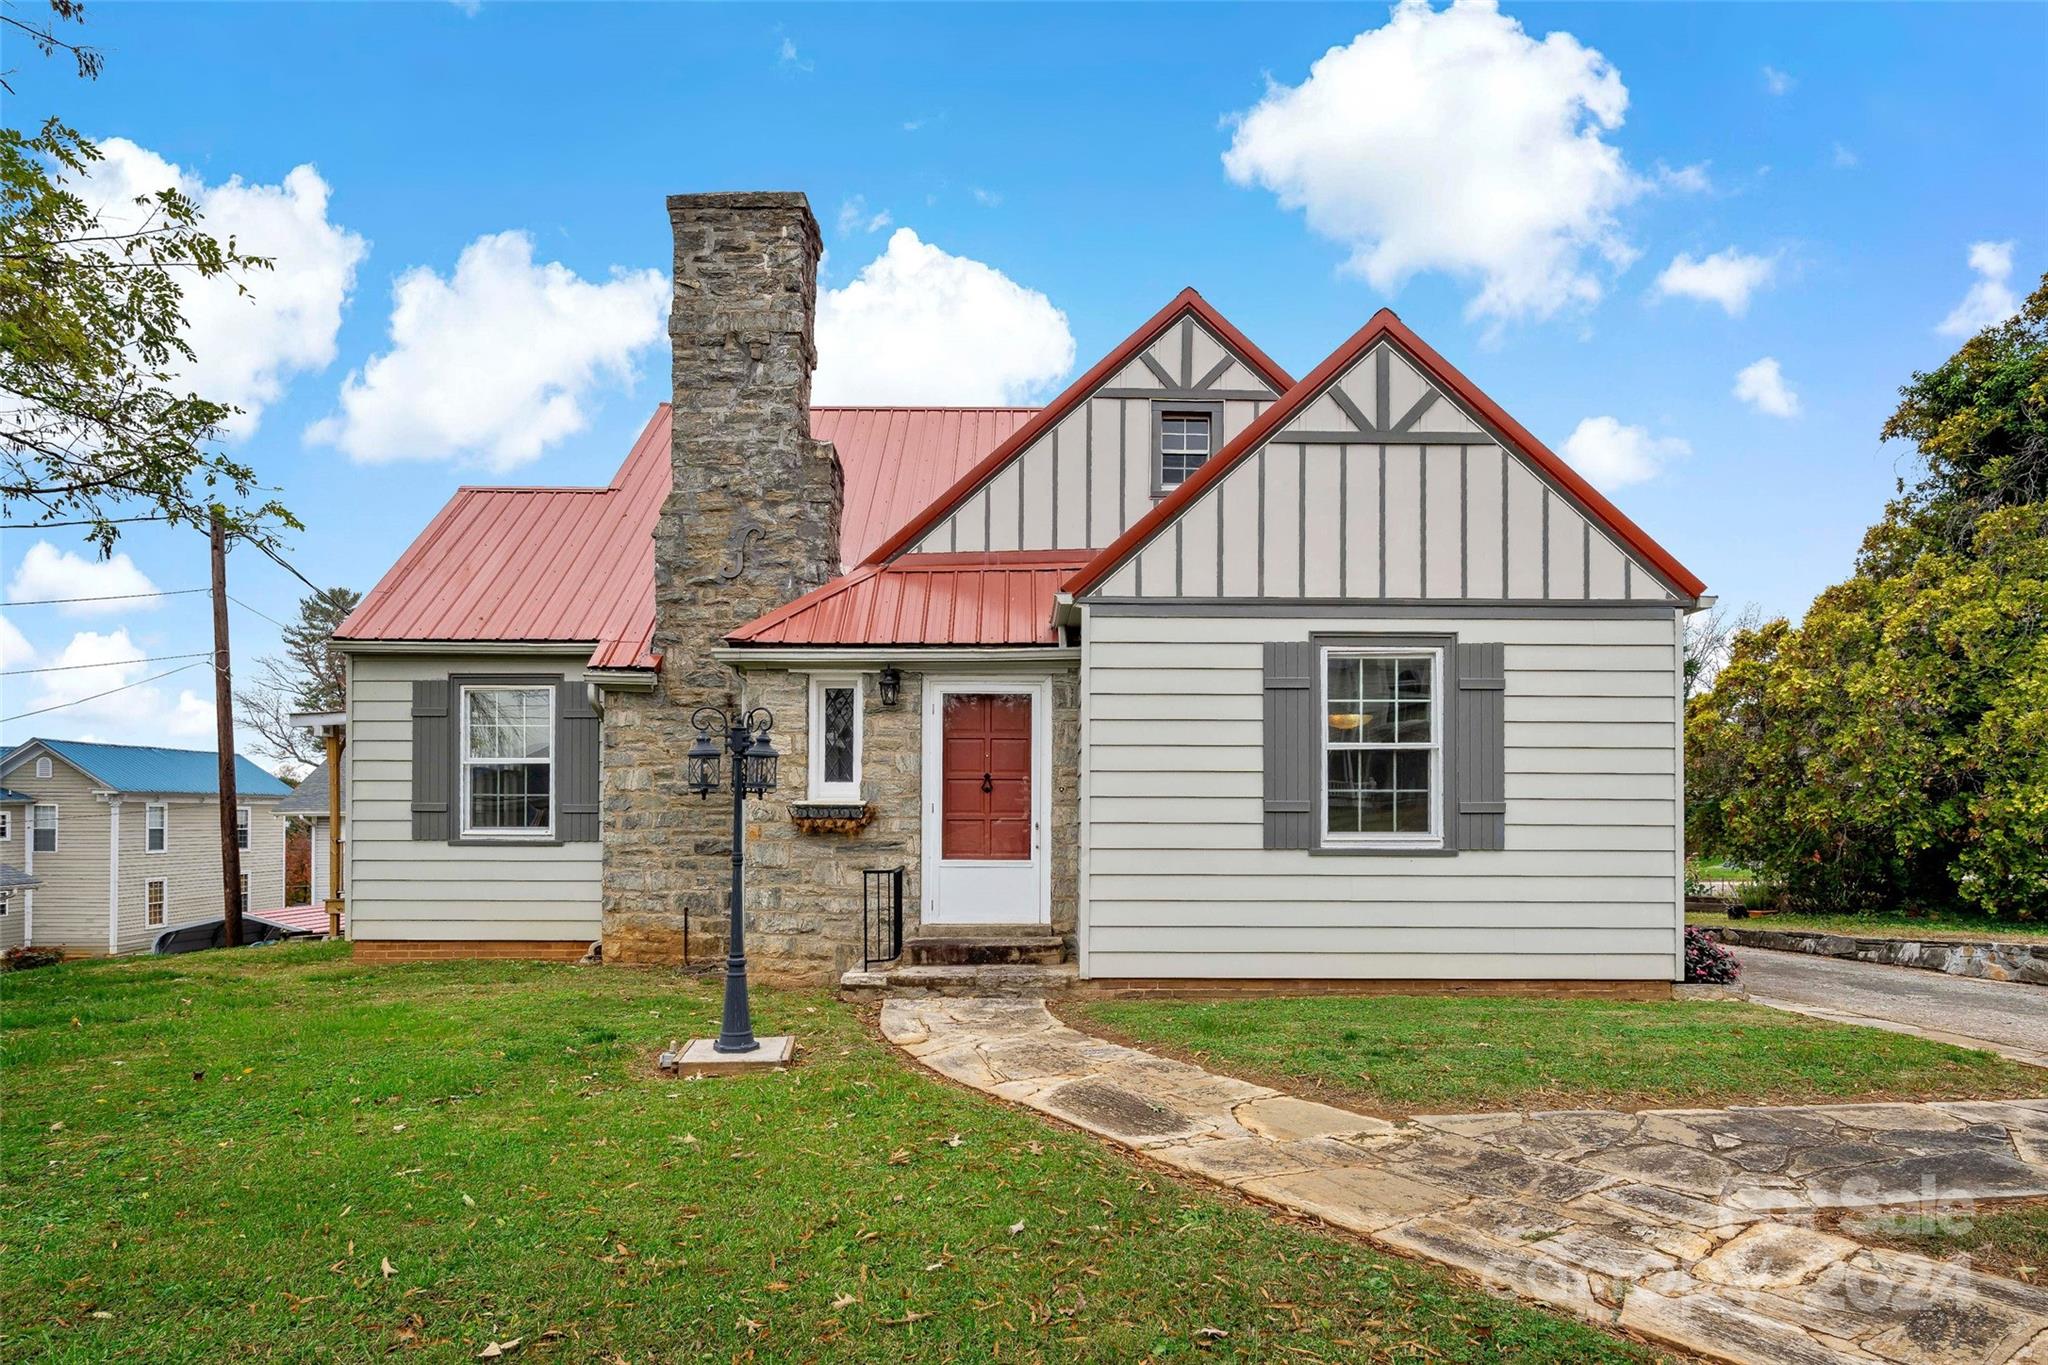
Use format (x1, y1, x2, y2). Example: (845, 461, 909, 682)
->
(250, 539, 326, 596)
(226, 592, 289, 630)
(2, 587, 209, 607)
(1, 660, 208, 724)
(1, 651, 213, 677)
(0, 514, 170, 531)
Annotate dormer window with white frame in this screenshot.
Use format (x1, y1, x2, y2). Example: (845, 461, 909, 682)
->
(807, 673, 863, 802)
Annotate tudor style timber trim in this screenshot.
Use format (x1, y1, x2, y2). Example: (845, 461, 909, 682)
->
(860, 288, 1293, 566)
(1064, 309, 1707, 603)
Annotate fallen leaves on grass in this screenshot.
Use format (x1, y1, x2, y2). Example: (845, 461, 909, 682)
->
(476, 1337, 521, 1359)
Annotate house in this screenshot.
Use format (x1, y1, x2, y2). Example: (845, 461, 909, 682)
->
(334, 190, 1706, 989)
(273, 757, 345, 935)
(0, 739, 292, 955)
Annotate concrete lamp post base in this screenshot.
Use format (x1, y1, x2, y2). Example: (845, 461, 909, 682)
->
(661, 1035, 796, 1077)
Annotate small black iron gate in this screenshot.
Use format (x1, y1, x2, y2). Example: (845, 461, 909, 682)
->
(863, 866, 905, 969)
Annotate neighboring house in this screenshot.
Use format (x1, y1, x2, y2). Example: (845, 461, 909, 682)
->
(274, 759, 346, 934)
(0, 739, 292, 955)
(335, 190, 1706, 988)
(0, 789, 37, 952)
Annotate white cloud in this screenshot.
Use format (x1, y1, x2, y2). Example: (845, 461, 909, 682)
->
(1656, 162, 1713, 194)
(10, 628, 215, 745)
(835, 195, 893, 235)
(1654, 248, 1776, 316)
(971, 187, 1004, 208)
(6, 541, 162, 616)
(0, 613, 34, 669)
(777, 37, 813, 72)
(1562, 415, 1689, 490)
(71, 140, 368, 436)
(305, 231, 667, 471)
(1937, 240, 2020, 337)
(1733, 357, 1800, 418)
(1762, 65, 1795, 96)
(1221, 0, 1647, 325)
(1832, 143, 1859, 169)
(814, 228, 1074, 405)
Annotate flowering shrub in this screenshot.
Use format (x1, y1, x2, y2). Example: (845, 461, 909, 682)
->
(1683, 928, 1740, 984)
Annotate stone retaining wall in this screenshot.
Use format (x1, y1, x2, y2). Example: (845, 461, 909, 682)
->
(1710, 925, 2048, 985)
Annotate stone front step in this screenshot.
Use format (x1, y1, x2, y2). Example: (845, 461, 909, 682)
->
(903, 927, 1068, 968)
(840, 962, 1078, 1000)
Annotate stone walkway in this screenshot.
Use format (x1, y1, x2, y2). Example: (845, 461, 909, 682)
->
(882, 997, 2048, 1365)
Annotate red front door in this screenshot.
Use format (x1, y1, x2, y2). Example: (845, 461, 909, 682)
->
(941, 693, 1033, 860)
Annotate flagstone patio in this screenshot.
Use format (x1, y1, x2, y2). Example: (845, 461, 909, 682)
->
(882, 997, 2048, 1365)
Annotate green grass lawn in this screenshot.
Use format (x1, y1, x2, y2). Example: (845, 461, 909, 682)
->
(1688, 858, 1755, 883)
(1827, 1199, 2048, 1285)
(1066, 995, 2045, 1116)
(1687, 910, 2048, 941)
(1, 945, 1659, 1363)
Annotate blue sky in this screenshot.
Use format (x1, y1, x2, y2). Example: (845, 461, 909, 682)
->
(3, 1, 2043, 763)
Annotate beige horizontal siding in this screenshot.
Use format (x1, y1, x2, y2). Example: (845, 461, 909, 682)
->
(1078, 609, 1683, 980)
(346, 651, 599, 944)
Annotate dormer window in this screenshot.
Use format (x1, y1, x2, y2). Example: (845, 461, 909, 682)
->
(1154, 403, 1220, 492)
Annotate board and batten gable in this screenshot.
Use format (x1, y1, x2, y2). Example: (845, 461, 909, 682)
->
(909, 312, 1282, 555)
(345, 649, 601, 946)
(1088, 340, 1683, 604)
(1077, 608, 1685, 981)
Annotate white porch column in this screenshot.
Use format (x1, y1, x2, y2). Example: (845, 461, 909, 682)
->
(106, 796, 121, 955)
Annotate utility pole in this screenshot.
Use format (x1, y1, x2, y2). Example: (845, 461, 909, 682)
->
(210, 508, 244, 948)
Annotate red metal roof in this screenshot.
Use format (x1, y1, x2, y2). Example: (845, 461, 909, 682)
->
(726, 551, 1089, 647)
(338, 405, 1035, 668)
(1065, 309, 1708, 601)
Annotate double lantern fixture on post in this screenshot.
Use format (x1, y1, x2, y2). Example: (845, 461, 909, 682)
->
(685, 705, 780, 1055)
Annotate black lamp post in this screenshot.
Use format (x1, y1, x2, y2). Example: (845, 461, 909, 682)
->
(687, 705, 780, 1054)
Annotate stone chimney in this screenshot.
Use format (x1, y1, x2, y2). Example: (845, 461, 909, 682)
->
(601, 191, 843, 966)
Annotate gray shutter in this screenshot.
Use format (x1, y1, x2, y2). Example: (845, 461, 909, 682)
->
(410, 680, 452, 841)
(1262, 641, 1316, 849)
(1453, 642, 1505, 851)
(557, 680, 600, 842)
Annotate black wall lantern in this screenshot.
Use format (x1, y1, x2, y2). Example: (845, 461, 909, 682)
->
(877, 665, 902, 708)
(686, 705, 778, 1053)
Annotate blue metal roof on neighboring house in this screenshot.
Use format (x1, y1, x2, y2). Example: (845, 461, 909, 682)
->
(0, 738, 292, 798)
(0, 787, 34, 804)
(0, 864, 40, 892)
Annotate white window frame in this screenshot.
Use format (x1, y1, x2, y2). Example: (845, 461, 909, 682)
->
(0, 891, 9, 917)
(235, 805, 251, 851)
(146, 876, 168, 928)
(458, 683, 556, 839)
(239, 871, 250, 915)
(35, 757, 52, 779)
(0, 810, 10, 841)
(32, 803, 58, 853)
(1319, 645, 1444, 850)
(146, 802, 169, 854)
(806, 673, 865, 802)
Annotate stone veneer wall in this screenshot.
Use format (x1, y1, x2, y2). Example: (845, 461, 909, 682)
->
(711, 665, 1080, 985)
(602, 192, 844, 967)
